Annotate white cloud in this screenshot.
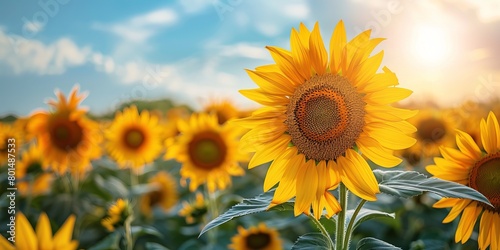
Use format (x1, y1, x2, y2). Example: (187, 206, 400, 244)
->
(283, 3, 310, 19)
(0, 30, 91, 75)
(178, 0, 212, 13)
(93, 8, 178, 43)
(219, 43, 268, 60)
(443, 0, 500, 23)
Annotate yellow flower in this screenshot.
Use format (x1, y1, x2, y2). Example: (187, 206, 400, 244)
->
(228, 223, 282, 250)
(0, 122, 23, 166)
(402, 108, 456, 164)
(105, 105, 163, 169)
(165, 113, 246, 193)
(0, 212, 78, 250)
(27, 86, 102, 177)
(426, 111, 500, 250)
(140, 171, 179, 215)
(234, 21, 416, 219)
(16, 145, 53, 196)
(162, 107, 190, 139)
(101, 198, 130, 231)
(179, 192, 208, 224)
(203, 99, 240, 125)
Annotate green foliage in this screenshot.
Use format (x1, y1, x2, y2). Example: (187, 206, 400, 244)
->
(356, 237, 402, 250)
(291, 233, 330, 250)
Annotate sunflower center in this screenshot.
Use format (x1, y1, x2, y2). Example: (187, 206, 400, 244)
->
(416, 118, 446, 143)
(148, 190, 163, 207)
(285, 73, 365, 161)
(124, 128, 145, 149)
(50, 119, 84, 150)
(245, 232, 271, 250)
(188, 131, 227, 170)
(469, 152, 500, 212)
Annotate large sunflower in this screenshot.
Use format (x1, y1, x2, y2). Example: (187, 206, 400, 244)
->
(105, 105, 163, 169)
(0, 212, 77, 250)
(27, 86, 102, 177)
(16, 144, 53, 196)
(426, 111, 500, 250)
(235, 21, 416, 219)
(228, 223, 282, 250)
(140, 171, 179, 216)
(165, 113, 246, 193)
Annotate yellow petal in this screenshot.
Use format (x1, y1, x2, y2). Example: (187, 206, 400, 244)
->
(329, 20, 346, 74)
(239, 89, 289, 106)
(266, 46, 305, 85)
(481, 111, 500, 154)
(358, 67, 399, 92)
(364, 105, 418, 122)
(53, 215, 76, 249)
(324, 192, 341, 217)
(16, 213, 38, 250)
(298, 23, 311, 48)
(309, 22, 328, 75)
(290, 28, 311, 80)
(439, 146, 476, 166)
(295, 161, 318, 216)
(342, 30, 371, 74)
(364, 87, 413, 105)
(346, 38, 384, 78)
(442, 199, 471, 223)
(432, 198, 460, 208)
(248, 134, 289, 168)
(338, 149, 379, 201)
(365, 123, 416, 150)
(270, 152, 304, 207)
(36, 213, 54, 250)
(351, 50, 384, 87)
(245, 69, 295, 95)
(455, 130, 482, 160)
(264, 148, 296, 191)
(357, 135, 402, 167)
(455, 203, 481, 243)
(0, 235, 14, 250)
(478, 211, 492, 249)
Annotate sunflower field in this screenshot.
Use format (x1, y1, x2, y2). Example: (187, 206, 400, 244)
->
(1, 20, 500, 250)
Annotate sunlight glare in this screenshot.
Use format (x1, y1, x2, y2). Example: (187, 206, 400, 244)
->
(411, 26, 452, 65)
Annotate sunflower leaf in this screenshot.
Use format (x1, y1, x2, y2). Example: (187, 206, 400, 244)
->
(374, 170, 493, 206)
(199, 189, 293, 236)
(356, 237, 402, 250)
(291, 233, 330, 250)
(345, 208, 395, 233)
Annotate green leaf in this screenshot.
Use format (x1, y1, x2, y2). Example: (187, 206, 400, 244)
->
(145, 242, 171, 250)
(357, 237, 401, 250)
(200, 189, 293, 236)
(346, 208, 395, 232)
(374, 170, 492, 206)
(291, 233, 330, 250)
(88, 231, 121, 250)
(131, 226, 163, 238)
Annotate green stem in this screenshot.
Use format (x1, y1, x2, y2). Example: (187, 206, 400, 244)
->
(307, 214, 335, 250)
(205, 185, 219, 247)
(336, 183, 348, 250)
(343, 200, 366, 250)
(124, 214, 135, 250)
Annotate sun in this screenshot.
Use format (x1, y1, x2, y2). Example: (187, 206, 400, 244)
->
(411, 25, 452, 65)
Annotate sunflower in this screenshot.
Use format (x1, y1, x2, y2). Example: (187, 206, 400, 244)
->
(140, 171, 179, 215)
(0, 122, 23, 166)
(162, 107, 191, 139)
(426, 111, 500, 250)
(179, 192, 208, 224)
(234, 21, 416, 218)
(101, 198, 130, 231)
(0, 212, 77, 250)
(165, 113, 246, 193)
(16, 144, 53, 196)
(105, 105, 163, 169)
(399, 107, 456, 166)
(27, 86, 102, 177)
(203, 99, 240, 125)
(228, 223, 282, 250)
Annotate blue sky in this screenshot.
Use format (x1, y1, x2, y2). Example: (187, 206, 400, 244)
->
(1, 0, 500, 117)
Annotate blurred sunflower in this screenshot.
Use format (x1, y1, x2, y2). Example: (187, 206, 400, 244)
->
(228, 223, 282, 250)
(0, 212, 77, 250)
(162, 106, 190, 139)
(165, 113, 246, 193)
(203, 99, 240, 125)
(101, 198, 130, 231)
(427, 111, 500, 250)
(140, 171, 179, 215)
(0, 122, 23, 165)
(16, 145, 53, 196)
(27, 86, 102, 177)
(234, 21, 416, 218)
(451, 101, 488, 148)
(105, 105, 163, 169)
(179, 192, 208, 224)
(401, 108, 456, 166)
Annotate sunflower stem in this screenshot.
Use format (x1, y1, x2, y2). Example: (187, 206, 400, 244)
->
(343, 199, 366, 250)
(205, 185, 219, 248)
(336, 183, 348, 250)
(307, 214, 335, 250)
(124, 214, 135, 250)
